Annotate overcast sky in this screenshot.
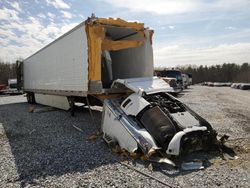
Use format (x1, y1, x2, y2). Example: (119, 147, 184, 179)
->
(1, 0, 250, 67)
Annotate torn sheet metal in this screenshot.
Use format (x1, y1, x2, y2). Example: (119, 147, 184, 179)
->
(85, 16, 149, 82)
(95, 17, 144, 31)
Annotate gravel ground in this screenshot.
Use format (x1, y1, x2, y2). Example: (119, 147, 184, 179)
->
(0, 86, 249, 188)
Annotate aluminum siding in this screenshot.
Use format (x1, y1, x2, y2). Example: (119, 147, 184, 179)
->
(23, 25, 88, 93)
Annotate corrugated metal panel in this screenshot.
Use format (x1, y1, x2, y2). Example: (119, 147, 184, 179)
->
(111, 30, 154, 80)
(23, 25, 88, 93)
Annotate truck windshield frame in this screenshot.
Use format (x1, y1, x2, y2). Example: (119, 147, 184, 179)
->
(9, 83, 17, 89)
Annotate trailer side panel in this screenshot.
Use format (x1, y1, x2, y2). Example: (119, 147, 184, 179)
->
(23, 25, 88, 95)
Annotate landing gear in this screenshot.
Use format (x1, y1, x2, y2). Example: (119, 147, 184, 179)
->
(68, 97, 75, 116)
(26, 92, 36, 104)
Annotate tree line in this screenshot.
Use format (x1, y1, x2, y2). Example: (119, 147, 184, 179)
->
(177, 63, 250, 84)
(0, 60, 249, 85)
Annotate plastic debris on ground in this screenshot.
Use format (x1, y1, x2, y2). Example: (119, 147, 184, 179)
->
(181, 161, 204, 171)
(148, 157, 175, 167)
(28, 106, 55, 113)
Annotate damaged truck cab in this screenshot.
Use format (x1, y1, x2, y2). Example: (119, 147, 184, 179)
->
(102, 77, 217, 160)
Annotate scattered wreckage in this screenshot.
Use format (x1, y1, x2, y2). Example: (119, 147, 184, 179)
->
(231, 83, 250, 90)
(203, 82, 232, 87)
(19, 16, 234, 168)
(202, 82, 250, 90)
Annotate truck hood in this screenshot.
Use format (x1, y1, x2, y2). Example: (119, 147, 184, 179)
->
(112, 77, 174, 95)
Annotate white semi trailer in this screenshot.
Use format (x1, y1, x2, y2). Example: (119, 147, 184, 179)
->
(22, 16, 220, 163)
(23, 16, 156, 110)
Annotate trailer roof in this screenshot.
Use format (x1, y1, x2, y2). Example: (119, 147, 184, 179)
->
(24, 17, 145, 61)
(24, 20, 86, 61)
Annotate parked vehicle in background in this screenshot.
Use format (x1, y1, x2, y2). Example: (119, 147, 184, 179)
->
(0, 84, 7, 94)
(155, 69, 183, 90)
(231, 83, 250, 90)
(240, 83, 250, 90)
(182, 73, 189, 89)
(213, 82, 232, 87)
(4, 79, 22, 95)
(187, 73, 192, 85)
(8, 79, 17, 89)
(161, 77, 182, 95)
(202, 82, 232, 87)
(203, 82, 214, 87)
